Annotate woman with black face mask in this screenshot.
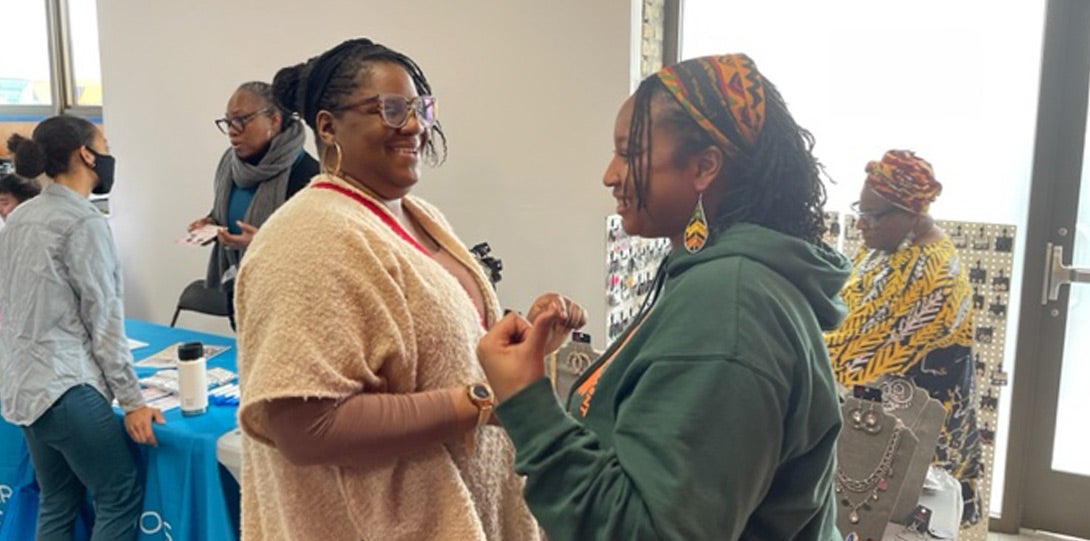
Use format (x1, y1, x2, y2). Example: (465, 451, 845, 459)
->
(2, 116, 164, 540)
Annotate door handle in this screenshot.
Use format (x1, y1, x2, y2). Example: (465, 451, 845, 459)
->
(1042, 243, 1090, 304)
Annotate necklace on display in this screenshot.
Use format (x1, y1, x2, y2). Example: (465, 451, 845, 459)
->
(836, 422, 904, 524)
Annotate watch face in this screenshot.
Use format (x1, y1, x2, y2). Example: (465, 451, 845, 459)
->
(470, 384, 492, 401)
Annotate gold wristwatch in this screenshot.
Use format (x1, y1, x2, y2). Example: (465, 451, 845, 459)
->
(465, 383, 495, 452)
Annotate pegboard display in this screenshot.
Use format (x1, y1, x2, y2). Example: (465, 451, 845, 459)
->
(605, 215, 671, 343)
(823, 211, 843, 248)
(605, 213, 1015, 540)
(836, 214, 1014, 541)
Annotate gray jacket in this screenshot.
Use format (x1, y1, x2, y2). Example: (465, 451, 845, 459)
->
(0, 182, 143, 426)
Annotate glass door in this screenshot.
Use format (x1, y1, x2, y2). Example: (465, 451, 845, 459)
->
(1007, 0, 1090, 536)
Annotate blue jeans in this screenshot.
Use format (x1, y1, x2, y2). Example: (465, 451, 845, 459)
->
(22, 385, 142, 541)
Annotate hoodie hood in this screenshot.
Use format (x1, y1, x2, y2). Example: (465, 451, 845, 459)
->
(666, 223, 852, 330)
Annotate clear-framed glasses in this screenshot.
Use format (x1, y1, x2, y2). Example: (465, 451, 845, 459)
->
(850, 201, 900, 227)
(336, 94, 437, 129)
(214, 107, 272, 135)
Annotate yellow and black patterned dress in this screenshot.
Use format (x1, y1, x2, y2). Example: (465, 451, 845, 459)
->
(825, 235, 982, 525)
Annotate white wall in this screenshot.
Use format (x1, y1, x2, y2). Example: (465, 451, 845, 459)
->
(97, 0, 633, 345)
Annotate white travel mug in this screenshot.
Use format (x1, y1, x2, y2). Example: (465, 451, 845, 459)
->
(177, 341, 208, 416)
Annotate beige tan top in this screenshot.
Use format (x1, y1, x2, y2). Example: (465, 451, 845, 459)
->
(236, 174, 539, 541)
(262, 248, 492, 468)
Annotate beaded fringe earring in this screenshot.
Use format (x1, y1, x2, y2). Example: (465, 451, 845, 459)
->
(684, 193, 709, 254)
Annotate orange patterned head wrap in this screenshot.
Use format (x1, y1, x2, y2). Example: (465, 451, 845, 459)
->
(864, 150, 942, 214)
(655, 54, 766, 159)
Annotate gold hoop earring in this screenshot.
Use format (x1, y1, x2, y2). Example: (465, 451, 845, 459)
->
(684, 193, 709, 254)
(321, 142, 343, 178)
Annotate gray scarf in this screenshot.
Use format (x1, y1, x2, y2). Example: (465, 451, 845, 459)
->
(206, 121, 306, 289)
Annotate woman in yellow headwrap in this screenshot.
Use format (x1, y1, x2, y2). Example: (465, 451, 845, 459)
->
(476, 54, 850, 540)
(825, 150, 982, 526)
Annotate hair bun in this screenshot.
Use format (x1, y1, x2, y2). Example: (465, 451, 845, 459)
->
(6, 134, 46, 179)
(7, 133, 29, 155)
(272, 63, 308, 120)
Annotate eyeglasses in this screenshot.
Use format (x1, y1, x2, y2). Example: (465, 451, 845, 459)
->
(215, 107, 272, 134)
(850, 201, 900, 227)
(335, 94, 437, 129)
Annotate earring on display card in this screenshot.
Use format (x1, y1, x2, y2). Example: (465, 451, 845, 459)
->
(862, 401, 882, 434)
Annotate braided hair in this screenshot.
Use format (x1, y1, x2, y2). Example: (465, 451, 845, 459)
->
(627, 74, 828, 245)
(272, 38, 447, 166)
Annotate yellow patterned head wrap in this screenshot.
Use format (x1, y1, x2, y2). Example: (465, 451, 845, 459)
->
(656, 54, 766, 159)
(865, 150, 942, 214)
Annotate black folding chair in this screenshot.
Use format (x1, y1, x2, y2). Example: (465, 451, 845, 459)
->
(170, 279, 236, 331)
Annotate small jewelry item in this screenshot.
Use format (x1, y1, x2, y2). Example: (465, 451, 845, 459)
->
(464, 383, 496, 453)
(849, 407, 864, 428)
(862, 405, 882, 434)
(684, 193, 709, 254)
(848, 401, 883, 434)
(881, 376, 915, 412)
(836, 423, 903, 524)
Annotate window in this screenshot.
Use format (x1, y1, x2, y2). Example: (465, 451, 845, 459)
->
(0, 1, 53, 107)
(0, 0, 102, 118)
(1, 0, 103, 179)
(0, 0, 104, 210)
(67, 0, 103, 108)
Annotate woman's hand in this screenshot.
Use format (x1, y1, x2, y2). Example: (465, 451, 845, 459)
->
(217, 220, 258, 249)
(188, 215, 213, 233)
(124, 406, 165, 446)
(526, 293, 587, 353)
(478, 308, 566, 402)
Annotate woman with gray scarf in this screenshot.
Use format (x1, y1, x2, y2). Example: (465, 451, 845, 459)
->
(189, 81, 320, 308)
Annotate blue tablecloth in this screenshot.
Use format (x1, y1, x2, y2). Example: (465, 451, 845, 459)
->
(0, 418, 33, 533)
(0, 320, 240, 541)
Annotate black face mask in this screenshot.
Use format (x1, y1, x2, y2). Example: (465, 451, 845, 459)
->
(86, 147, 116, 195)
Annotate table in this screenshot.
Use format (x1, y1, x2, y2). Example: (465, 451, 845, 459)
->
(0, 320, 240, 541)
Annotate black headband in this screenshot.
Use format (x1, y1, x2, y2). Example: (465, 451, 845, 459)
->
(302, 38, 375, 127)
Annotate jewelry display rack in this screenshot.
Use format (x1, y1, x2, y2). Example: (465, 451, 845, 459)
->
(838, 394, 921, 540)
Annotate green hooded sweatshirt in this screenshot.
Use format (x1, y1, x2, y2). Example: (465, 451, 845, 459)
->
(496, 223, 852, 540)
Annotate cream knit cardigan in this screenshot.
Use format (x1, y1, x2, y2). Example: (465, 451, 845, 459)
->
(236, 174, 540, 541)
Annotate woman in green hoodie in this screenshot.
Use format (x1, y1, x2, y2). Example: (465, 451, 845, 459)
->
(478, 54, 852, 540)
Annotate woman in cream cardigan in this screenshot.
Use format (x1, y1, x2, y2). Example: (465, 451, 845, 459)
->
(235, 38, 583, 541)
